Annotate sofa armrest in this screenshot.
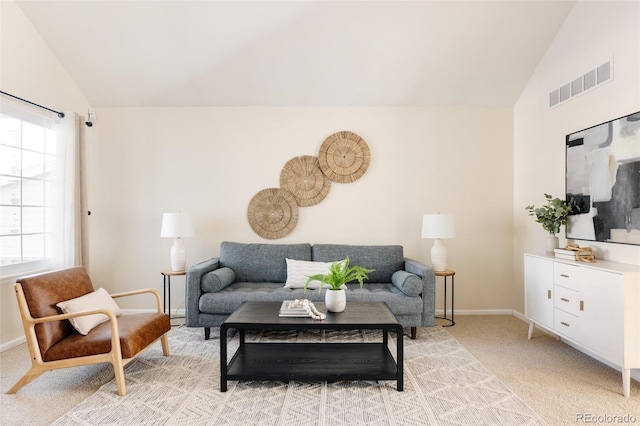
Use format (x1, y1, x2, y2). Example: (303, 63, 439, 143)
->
(185, 258, 220, 326)
(404, 258, 436, 327)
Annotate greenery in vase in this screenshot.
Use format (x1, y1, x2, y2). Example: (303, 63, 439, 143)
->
(525, 193, 573, 235)
(304, 257, 375, 292)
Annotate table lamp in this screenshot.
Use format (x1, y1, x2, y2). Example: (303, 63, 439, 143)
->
(421, 213, 456, 271)
(160, 212, 195, 271)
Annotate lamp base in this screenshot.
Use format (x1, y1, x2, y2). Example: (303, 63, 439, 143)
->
(170, 237, 187, 271)
(431, 239, 447, 272)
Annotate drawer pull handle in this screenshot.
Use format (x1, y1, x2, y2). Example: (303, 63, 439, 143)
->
(560, 274, 570, 278)
(560, 321, 570, 327)
(547, 290, 551, 299)
(560, 297, 570, 302)
(580, 301, 584, 311)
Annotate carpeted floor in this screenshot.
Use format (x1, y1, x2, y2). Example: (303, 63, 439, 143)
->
(49, 326, 543, 425)
(445, 316, 640, 425)
(1, 315, 638, 425)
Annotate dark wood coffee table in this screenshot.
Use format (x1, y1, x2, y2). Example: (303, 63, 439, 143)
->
(219, 301, 403, 392)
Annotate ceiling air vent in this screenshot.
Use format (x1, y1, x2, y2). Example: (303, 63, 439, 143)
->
(549, 58, 613, 108)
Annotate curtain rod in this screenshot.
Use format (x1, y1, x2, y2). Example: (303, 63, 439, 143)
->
(0, 91, 65, 118)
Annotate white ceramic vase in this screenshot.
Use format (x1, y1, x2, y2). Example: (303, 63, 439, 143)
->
(325, 289, 346, 313)
(546, 234, 559, 254)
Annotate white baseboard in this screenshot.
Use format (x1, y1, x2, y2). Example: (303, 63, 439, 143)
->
(435, 309, 515, 316)
(511, 310, 528, 322)
(121, 308, 185, 316)
(1, 336, 26, 352)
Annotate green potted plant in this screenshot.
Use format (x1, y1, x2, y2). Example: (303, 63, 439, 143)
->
(304, 257, 374, 312)
(525, 193, 573, 253)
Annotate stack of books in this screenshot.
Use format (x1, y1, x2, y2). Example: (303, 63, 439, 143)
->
(279, 300, 312, 317)
(554, 248, 577, 261)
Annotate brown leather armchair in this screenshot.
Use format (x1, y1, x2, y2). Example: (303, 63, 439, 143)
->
(7, 267, 171, 396)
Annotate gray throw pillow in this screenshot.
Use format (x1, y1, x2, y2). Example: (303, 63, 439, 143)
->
(201, 267, 236, 293)
(391, 270, 422, 297)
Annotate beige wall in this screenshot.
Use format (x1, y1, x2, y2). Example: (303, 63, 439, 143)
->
(3, 0, 638, 350)
(88, 107, 514, 313)
(1, 0, 515, 348)
(0, 1, 91, 346)
(513, 0, 640, 313)
(0, 1, 88, 113)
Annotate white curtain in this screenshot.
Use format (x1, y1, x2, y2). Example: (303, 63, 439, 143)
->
(50, 112, 82, 269)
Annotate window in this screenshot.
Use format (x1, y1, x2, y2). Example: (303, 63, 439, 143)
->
(0, 112, 56, 273)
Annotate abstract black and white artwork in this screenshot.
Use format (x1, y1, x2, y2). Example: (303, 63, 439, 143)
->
(566, 111, 640, 245)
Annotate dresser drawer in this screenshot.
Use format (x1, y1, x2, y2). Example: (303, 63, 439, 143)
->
(554, 285, 582, 316)
(554, 308, 580, 340)
(554, 262, 580, 291)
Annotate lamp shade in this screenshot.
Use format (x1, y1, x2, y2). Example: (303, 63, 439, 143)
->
(421, 213, 456, 239)
(160, 212, 195, 238)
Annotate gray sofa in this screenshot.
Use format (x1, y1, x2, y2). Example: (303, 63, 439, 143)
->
(185, 241, 435, 339)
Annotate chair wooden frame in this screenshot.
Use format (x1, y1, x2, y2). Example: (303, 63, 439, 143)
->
(8, 285, 170, 396)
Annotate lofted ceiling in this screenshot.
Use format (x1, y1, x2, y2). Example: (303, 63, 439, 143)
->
(16, 0, 576, 107)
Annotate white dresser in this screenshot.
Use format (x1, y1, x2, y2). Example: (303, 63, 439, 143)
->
(524, 253, 640, 397)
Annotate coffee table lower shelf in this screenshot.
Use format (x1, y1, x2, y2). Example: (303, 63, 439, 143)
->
(225, 342, 399, 388)
(219, 302, 404, 392)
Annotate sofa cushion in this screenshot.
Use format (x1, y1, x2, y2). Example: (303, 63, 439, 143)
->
(201, 267, 236, 293)
(344, 284, 424, 315)
(311, 244, 404, 283)
(284, 258, 349, 290)
(391, 270, 422, 297)
(284, 258, 335, 289)
(198, 282, 422, 316)
(219, 241, 312, 283)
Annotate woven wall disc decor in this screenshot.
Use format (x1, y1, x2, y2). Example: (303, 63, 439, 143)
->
(247, 188, 299, 239)
(318, 131, 370, 183)
(280, 155, 331, 207)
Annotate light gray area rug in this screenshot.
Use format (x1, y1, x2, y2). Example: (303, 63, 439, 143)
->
(52, 326, 545, 425)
